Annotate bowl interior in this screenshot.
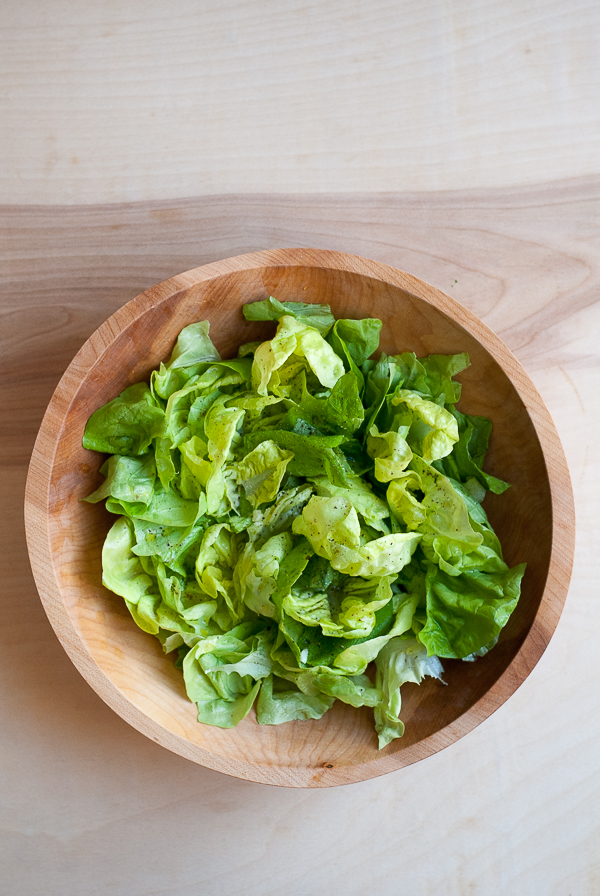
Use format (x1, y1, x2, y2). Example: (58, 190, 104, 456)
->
(41, 261, 552, 783)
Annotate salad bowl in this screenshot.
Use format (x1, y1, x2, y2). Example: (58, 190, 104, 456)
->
(24, 248, 574, 787)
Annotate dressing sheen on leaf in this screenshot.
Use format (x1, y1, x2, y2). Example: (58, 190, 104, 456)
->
(82, 299, 526, 747)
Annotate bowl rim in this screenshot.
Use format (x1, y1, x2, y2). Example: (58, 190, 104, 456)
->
(24, 247, 575, 787)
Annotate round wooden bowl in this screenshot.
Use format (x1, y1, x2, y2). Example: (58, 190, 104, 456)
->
(25, 248, 575, 787)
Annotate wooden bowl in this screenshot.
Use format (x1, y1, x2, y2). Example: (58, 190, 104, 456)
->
(25, 248, 575, 787)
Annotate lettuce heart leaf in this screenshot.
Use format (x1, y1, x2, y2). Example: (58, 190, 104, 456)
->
(235, 440, 294, 507)
(251, 315, 345, 397)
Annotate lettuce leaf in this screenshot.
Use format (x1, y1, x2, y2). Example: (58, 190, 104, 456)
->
(292, 495, 421, 577)
(243, 297, 335, 336)
(251, 315, 345, 397)
(83, 384, 165, 456)
(151, 321, 221, 400)
(418, 561, 526, 658)
(374, 637, 445, 748)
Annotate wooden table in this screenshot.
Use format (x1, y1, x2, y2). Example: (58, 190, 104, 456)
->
(2, 3, 599, 894)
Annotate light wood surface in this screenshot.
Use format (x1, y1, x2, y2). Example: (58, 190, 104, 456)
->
(2, 182, 598, 890)
(2, 0, 600, 204)
(24, 248, 574, 786)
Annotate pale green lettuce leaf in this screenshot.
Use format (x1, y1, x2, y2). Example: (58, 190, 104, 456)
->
(333, 591, 420, 674)
(251, 315, 345, 397)
(391, 389, 459, 462)
(234, 532, 293, 618)
(292, 495, 421, 577)
(311, 475, 390, 534)
(283, 575, 394, 640)
(101, 517, 161, 634)
(256, 674, 335, 724)
(106, 488, 205, 528)
(366, 424, 413, 482)
(151, 321, 221, 400)
(235, 440, 294, 507)
(203, 399, 245, 514)
(183, 649, 260, 728)
(294, 670, 381, 708)
(84, 455, 156, 506)
(374, 637, 445, 748)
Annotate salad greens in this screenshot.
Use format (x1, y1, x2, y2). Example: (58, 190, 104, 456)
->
(83, 299, 525, 748)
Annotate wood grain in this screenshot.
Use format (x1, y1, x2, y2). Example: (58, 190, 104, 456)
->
(2, 182, 597, 889)
(2, 0, 600, 204)
(23, 247, 573, 786)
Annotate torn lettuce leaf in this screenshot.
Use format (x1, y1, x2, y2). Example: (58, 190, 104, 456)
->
(83, 299, 525, 749)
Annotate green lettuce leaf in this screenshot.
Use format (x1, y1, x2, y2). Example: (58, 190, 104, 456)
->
(418, 561, 526, 659)
(183, 630, 262, 728)
(152, 321, 221, 399)
(310, 475, 390, 534)
(287, 370, 365, 437)
(243, 297, 335, 336)
(390, 389, 459, 462)
(83, 384, 165, 456)
(327, 317, 382, 368)
(235, 440, 294, 507)
(432, 407, 510, 495)
(366, 424, 412, 482)
(84, 454, 156, 506)
(244, 429, 352, 488)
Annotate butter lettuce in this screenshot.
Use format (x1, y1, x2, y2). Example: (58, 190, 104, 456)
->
(83, 298, 525, 745)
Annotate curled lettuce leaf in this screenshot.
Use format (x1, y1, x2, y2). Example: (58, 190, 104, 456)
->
(252, 315, 345, 397)
(391, 390, 459, 462)
(152, 321, 221, 400)
(367, 425, 412, 482)
(235, 440, 293, 507)
(292, 495, 421, 577)
(374, 638, 445, 748)
(418, 561, 526, 659)
(256, 674, 335, 724)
